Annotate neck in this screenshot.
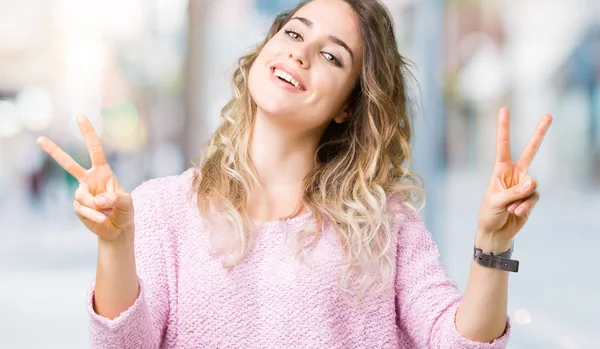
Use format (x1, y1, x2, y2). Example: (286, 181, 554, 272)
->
(249, 112, 321, 189)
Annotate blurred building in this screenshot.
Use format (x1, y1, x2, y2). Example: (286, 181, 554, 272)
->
(556, 25, 600, 185)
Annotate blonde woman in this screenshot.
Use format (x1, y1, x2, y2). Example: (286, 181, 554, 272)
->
(37, 0, 552, 348)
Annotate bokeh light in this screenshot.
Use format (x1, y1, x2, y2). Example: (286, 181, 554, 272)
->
(16, 86, 54, 131)
(514, 308, 532, 325)
(103, 103, 139, 140)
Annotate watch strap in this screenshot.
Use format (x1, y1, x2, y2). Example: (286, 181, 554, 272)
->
(473, 245, 519, 273)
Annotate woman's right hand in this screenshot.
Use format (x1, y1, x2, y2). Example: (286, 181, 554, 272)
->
(37, 115, 134, 242)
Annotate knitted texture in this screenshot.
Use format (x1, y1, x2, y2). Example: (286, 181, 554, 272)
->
(87, 168, 511, 348)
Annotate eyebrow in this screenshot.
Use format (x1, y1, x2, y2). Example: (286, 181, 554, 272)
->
(290, 16, 355, 63)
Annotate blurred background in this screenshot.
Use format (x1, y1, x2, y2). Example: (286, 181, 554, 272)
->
(0, 0, 599, 347)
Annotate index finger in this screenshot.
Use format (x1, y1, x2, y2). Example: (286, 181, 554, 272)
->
(77, 115, 108, 167)
(516, 114, 553, 169)
(36, 136, 87, 181)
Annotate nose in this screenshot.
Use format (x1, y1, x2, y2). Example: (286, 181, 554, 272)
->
(289, 47, 310, 69)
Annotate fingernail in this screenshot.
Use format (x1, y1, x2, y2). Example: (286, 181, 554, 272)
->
(96, 215, 106, 223)
(96, 197, 106, 206)
(515, 207, 524, 216)
(521, 179, 532, 190)
(507, 203, 517, 213)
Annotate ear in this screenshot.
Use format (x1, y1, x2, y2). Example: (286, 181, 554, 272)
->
(333, 105, 351, 124)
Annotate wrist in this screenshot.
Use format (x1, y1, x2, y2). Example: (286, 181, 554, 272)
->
(475, 232, 512, 254)
(98, 226, 134, 248)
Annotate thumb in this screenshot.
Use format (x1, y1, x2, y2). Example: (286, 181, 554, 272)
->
(95, 191, 134, 228)
(94, 191, 133, 214)
(492, 177, 537, 208)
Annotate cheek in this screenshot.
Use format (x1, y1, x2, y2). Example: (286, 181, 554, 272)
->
(248, 55, 267, 99)
(248, 44, 278, 91)
(310, 70, 351, 110)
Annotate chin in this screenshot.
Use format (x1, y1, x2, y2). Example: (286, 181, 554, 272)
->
(249, 79, 292, 120)
(255, 101, 298, 122)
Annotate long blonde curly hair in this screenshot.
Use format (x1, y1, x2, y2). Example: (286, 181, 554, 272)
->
(191, 0, 425, 304)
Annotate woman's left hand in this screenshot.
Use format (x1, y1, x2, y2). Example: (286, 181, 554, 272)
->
(475, 107, 553, 253)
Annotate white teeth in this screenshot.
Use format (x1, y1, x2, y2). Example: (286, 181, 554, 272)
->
(273, 68, 303, 90)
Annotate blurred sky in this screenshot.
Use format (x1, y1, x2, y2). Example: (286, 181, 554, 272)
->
(1, 0, 599, 348)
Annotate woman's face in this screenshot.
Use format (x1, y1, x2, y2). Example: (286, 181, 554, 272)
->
(248, 0, 363, 132)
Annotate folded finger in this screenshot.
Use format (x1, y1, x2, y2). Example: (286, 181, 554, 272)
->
(73, 200, 106, 223)
(100, 208, 114, 216)
(507, 200, 522, 214)
(74, 185, 96, 208)
(94, 191, 132, 213)
(492, 177, 537, 208)
(514, 191, 540, 217)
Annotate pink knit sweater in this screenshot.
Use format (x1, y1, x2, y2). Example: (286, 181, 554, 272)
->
(87, 168, 511, 348)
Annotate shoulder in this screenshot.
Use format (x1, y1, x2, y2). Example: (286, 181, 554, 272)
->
(385, 191, 431, 241)
(385, 192, 440, 259)
(130, 167, 198, 219)
(385, 191, 425, 225)
(131, 167, 196, 200)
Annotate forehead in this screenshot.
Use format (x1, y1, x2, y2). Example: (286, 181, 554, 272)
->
(293, 0, 363, 55)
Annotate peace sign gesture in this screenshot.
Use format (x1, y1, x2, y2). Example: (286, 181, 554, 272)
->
(36, 116, 134, 242)
(475, 107, 553, 253)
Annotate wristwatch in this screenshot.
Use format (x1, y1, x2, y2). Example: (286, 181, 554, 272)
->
(473, 242, 519, 273)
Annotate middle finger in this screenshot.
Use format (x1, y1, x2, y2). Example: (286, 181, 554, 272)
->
(516, 114, 553, 169)
(77, 116, 108, 167)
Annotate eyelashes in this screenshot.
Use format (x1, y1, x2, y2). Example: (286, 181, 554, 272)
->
(283, 29, 343, 67)
(285, 29, 302, 41)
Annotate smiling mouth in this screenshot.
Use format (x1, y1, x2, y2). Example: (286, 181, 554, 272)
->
(272, 67, 305, 91)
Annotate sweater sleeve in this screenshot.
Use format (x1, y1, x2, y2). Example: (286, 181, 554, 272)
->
(394, 210, 511, 349)
(87, 178, 171, 349)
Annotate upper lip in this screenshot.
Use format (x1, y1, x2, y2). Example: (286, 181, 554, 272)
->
(271, 63, 307, 90)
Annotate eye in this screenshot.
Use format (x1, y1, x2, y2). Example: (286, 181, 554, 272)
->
(284, 29, 343, 68)
(284, 29, 303, 41)
(322, 52, 342, 67)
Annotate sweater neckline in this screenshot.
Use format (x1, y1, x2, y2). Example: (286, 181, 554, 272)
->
(184, 168, 314, 231)
(252, 210, 313, 229)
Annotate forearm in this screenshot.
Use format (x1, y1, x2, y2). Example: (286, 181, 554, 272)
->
(94, 227, 139, 320)
(455, 235, 511, 343)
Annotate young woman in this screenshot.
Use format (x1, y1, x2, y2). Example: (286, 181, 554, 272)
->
(37, 0, 552, 348)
